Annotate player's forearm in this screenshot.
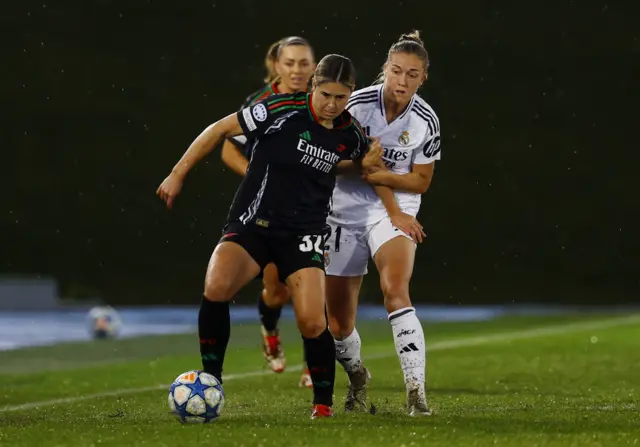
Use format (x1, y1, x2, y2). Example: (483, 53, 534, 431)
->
(221, 143, 249, 177)
(366, 171, 430, 194)
(171, 121, 229, 179)
(336, 160, 358, 175)
(373, 185, 402, 216)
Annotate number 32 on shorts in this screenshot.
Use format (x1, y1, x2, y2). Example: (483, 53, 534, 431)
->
(298, 235, 323, 254)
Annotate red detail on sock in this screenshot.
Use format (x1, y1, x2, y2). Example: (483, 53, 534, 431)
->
(200, 338, 217, 345)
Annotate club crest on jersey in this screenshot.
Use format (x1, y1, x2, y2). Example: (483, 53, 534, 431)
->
(252, 103, 268, 122)
(398, 130, 410, 146)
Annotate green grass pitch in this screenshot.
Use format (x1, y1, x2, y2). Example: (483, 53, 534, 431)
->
(1, 313, 639, 446)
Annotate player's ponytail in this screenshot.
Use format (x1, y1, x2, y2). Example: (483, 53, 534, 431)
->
(263, 36, 313, 84)
(373, 30, 430, 85)
(313, 54, 357, 91)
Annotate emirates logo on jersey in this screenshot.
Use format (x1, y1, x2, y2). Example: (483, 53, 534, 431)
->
(398, 130, 410, 146)
(297, 139, 341, 173)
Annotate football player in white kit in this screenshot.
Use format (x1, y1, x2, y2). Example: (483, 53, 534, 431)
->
(325, 30, 441, 416)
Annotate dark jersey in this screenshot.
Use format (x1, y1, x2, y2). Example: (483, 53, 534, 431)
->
(225, 92, 368, 236)
(228, 82, 281, 159)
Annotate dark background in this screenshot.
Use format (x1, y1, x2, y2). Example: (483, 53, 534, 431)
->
(3, 0, 638, 305)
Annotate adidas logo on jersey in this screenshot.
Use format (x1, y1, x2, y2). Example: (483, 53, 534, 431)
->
(299, 130, 312, 141)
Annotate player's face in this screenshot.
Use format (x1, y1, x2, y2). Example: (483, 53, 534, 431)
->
(311, 82, 352, 120)
(383, 52, 427, 105)
(275, 45, 315, 93)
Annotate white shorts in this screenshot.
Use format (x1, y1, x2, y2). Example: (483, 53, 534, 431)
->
(324, 216, 414, 277)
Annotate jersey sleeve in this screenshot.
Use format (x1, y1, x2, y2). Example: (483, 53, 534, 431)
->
(227, 93, 257, 149)
(347, 117, 368, 161)
(236, 93, 302, 139)
(413, 113, 441, 164)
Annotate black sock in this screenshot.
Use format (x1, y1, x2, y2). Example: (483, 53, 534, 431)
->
(198, 296, 230, 383)
(303, 328, 336, 406)
(258, 294, 282, 332)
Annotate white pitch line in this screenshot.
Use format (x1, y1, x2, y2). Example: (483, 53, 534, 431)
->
(2, 314, 638, 413)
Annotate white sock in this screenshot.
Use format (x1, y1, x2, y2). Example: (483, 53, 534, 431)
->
(389, 307, 426, 388)
(334, 328, 363, 374)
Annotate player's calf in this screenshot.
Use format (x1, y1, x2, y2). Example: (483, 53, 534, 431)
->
(302, 328, 336, 408)
(199, 296, 230, 383)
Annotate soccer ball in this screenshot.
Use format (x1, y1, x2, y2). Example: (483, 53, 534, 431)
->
(168, 370, 225, 423)
(87, 306, 122, 339)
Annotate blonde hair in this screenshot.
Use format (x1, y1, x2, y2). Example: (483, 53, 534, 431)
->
(263, 36, 312, 84)
(373, 30, 429, 84)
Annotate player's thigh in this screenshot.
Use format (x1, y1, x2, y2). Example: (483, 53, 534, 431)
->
(205, 227, 265, 301)
(272, 233, 327, 338)
(324, 222, 369, 277)
(369, 217, 416, 294)
(262, 263, 290, 307)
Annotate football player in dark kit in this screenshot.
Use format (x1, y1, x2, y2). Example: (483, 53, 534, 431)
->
(220, 36, 317, 384)
(157, 54, 382, 419)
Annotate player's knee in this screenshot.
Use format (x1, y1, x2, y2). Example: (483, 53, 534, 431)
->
(297, 315, 326, 339)
(380, 278, 411, 312)
(203, 275, 234, 302)
(262, 285, 289, 308)
(328, 317, 354, 340)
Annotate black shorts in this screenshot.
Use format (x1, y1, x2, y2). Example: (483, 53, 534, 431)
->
(218, 223, 326, 283)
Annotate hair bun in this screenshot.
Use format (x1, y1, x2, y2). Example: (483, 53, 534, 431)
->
(398, 30, 424, 47)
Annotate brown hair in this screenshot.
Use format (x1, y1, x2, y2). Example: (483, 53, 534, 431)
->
(374, 30, 429, 84)
(313, 54, 357, 91)
(263, 36, 313, 84)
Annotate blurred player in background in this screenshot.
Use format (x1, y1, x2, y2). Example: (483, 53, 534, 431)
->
(220, 36, 316, 388)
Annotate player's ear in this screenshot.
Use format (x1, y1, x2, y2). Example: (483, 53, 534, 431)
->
(419, 71, 428, 89)
(311, 76, 317, 91)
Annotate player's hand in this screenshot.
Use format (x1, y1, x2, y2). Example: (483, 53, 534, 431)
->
(390, 212, 426, 244)
(157, 172, 184, 210)
(362, 137, 384, 172)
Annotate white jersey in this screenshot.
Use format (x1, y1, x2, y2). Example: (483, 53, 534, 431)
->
(330, 84, 441, 227)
